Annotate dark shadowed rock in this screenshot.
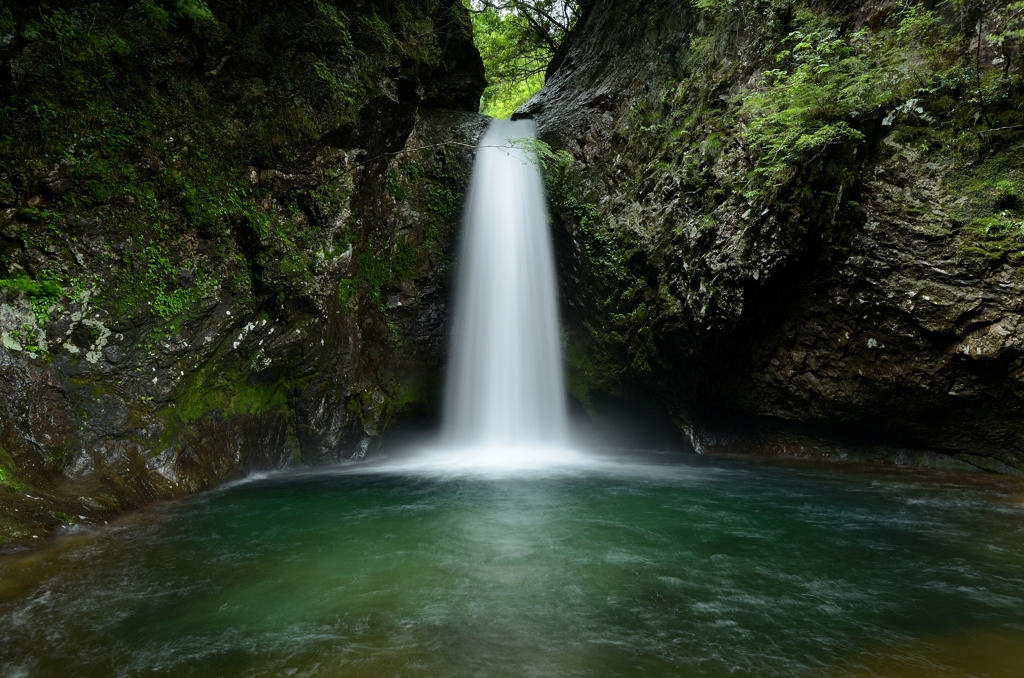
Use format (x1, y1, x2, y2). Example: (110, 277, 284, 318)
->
(529, 0, 1024, 474)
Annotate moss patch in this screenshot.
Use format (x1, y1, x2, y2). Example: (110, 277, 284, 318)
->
(0, 445, 30, 493)
(159, 362, 290, 446)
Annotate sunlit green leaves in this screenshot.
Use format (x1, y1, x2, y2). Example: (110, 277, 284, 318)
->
(464, 1, 580, 118)
(467, 6, 548, 117)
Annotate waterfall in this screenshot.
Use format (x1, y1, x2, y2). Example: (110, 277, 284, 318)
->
(442, 119, 568, 447)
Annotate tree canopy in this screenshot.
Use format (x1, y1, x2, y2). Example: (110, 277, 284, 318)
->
(465, 0, 581, 118)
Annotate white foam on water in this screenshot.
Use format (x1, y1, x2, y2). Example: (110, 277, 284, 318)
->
(358, 443, 590, 477)
(334, 444, 711, 482)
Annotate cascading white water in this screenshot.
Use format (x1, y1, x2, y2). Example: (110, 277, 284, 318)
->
(442, 119, 568, 448)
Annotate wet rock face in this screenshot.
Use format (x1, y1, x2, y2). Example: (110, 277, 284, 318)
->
(529, 0, 1024, 472)
(736, 141, 1024, 473)
(0, 1, 486, 549)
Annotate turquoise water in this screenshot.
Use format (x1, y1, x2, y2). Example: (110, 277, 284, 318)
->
(3, 450, 1024, 677)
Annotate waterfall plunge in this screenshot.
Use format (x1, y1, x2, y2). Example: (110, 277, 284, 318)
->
(442, 119, 568, 449)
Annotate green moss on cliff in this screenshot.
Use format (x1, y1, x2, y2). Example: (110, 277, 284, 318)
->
(537, 0, 1024, 424)
(740, 6, 948, 200)
(339, 146, 468, 311)
(739, 2, 1023, 246)
(157, 360, 291, 450)
(0, 0, 477, 342)
(0, 0, 483, 541)
(614, 1, 1023, 229)
(0, 274, 62, 326)
(0, 444, 29, 493)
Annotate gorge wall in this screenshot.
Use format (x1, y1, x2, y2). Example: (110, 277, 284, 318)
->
(0, 0, 485, 549)
(525, 0, 1024, 474)
(6, 0, 1024, 551)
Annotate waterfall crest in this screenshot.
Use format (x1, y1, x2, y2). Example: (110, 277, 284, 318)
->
(442, 119, 568, 447)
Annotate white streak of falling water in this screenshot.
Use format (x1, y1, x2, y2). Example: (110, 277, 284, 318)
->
(442, 119, 569, 455)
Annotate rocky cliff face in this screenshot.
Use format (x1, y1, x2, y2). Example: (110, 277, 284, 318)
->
(525, 0, 1024, 474)
(0, 0, 486, 549)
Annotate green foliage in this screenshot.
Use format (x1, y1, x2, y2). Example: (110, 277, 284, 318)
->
(741, 6, 960, 202)
(527, 138, 594, 229)
(129, 0, 217, 27)
(524, 137, 575, 180)
(467, 6, 547, 117)
(465, 1, 580, 117)
(173, 0, 215, 24)
(0, 274, 63, 326)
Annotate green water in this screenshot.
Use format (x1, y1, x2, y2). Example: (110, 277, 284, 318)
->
(3, 450, 1024, 677)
